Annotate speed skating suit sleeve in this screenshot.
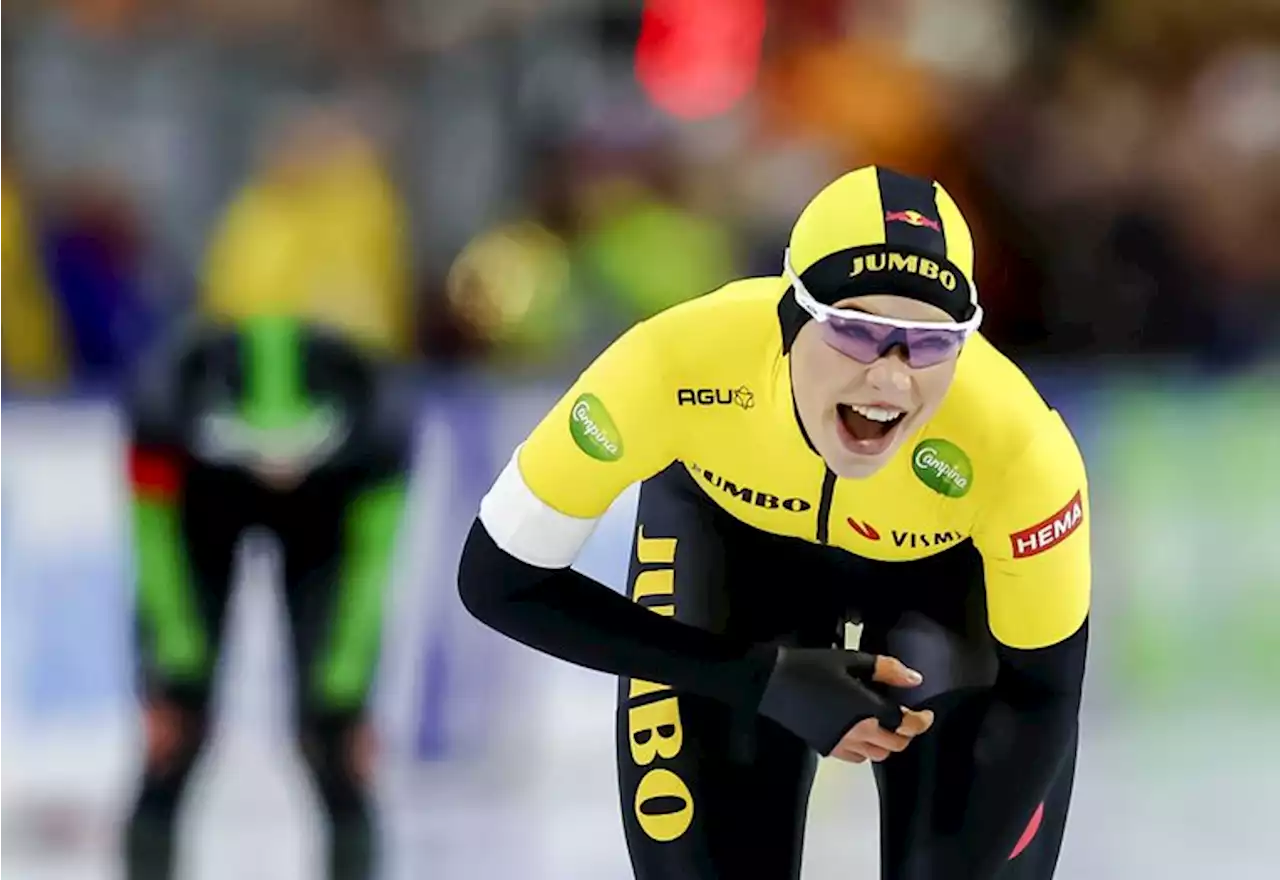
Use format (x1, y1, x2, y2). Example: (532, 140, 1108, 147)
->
(457, 319, 779, 711)
(957, 413, 1091, 877)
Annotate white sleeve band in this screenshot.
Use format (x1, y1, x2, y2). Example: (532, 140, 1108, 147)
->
(478, 446, 601, 569)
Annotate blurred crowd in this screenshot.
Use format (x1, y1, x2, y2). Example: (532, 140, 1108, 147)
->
(4, 0, 1280, 393)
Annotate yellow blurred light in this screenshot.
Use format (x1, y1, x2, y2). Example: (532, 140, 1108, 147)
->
(445, 222, 572, 343)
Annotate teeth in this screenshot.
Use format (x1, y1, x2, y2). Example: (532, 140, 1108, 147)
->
(849, 404, 904, 423)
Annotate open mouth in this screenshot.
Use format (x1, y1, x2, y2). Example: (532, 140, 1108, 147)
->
(836, 403, 908, 454)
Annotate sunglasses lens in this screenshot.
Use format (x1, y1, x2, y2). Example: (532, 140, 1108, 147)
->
(901, 328, 964, 367)
(820, 316, 964, 367)
(819, 318, 894, 363)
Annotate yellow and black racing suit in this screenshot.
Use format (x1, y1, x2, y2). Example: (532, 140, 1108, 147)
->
(459, 277, 1090, 880)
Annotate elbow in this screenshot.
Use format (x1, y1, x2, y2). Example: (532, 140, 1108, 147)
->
(457, 519, 498, 625)
(995, 618, 1088, 716)
(457, 516, 532, 631)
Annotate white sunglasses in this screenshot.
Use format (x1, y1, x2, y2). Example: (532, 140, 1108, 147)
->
(783, 248, 983, 367)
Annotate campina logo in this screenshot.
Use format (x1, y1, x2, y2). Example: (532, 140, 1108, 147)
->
(570, 393, 623, 462)
(911, 439, 972, 498)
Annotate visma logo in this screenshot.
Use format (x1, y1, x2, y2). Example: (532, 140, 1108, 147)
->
(891, 530, 960, 549)
(847, 519, 881, 540)
(847, 518, 960, 548)
(569, 394, 623, 462)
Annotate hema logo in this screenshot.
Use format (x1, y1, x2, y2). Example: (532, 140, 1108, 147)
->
(1010, 492, 1084, 558)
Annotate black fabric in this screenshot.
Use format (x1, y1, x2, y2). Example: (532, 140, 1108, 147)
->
(860, 583, 1087, 880)
(124, 461, 395, 880)
(777, 291, 810, 356)
(758, 646, 903, 754)
(916, 623, 1087, 880)
(123, 319, 414, 478)
(595, 466, 1081, 879)
(457, 514, 779, 711)
(614, 464, 852, 880)
(461, 461, 1085, 878)
(125, 705, 374, 880)
(124, 706, 207, 880)
(798, 244, 974, 321)
(876, 166, 947, 255)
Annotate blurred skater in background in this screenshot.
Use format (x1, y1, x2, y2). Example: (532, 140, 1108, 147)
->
(122, 314, 412, 879)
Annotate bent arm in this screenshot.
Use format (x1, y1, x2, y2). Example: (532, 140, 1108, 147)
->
(458, 509, 776, 708)
(125, 336, 208, 680)
(458, 318, 777, 709)
(963, 414, 1092, 876)
(949, 620, 1086, 877)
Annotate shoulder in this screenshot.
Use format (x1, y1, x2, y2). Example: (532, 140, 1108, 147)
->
(630, 276, 787, 372)
(563, 276, 782, 420)
(927, 335, 1083, 499)
(934, 335, 1066, 455)
(126, 321, 234, 441)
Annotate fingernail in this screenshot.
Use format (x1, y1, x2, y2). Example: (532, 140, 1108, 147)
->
(905, 669, 923, 685)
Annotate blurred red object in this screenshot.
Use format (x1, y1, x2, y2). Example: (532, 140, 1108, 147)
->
(635, 0, 767, 120)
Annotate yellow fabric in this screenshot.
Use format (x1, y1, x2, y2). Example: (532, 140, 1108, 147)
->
(518, 278, 1090, 650)
(788, 165, 974, 288)
(2, 179, 68, 385)
(201, 149, 412, 356)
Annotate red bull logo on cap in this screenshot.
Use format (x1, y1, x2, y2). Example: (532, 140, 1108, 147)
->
(885, 210, 941, 231)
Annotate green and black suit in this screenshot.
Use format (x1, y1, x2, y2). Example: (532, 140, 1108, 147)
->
(123, 316, 412, 880)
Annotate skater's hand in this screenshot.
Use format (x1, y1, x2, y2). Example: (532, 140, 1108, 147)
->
(757, 647, 934, 758)
(830, 657, 933, 764)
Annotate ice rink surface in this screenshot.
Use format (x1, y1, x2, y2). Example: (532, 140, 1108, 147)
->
(4, 677, 1278, 879)
(4, 410, 1276, 879)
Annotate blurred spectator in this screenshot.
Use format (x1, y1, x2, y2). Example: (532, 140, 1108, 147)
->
(3, 0, 1278, 375)
(201, 99, 415, 357)
(1, 171, 70, 390)
(554, 106, 739, 322)
(967, 12, 1280, 364)
(443, 131, 739, 365)
(444, 219, 582, 365)
(573, 146, 739, 326)
(440, 141, 594, 366)
(755, 0, 953, 178)
(36, 172, 161, 387)
(53, 0, 152, 38)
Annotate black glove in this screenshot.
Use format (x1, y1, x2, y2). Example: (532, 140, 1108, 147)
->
(756, 647, 903, 755)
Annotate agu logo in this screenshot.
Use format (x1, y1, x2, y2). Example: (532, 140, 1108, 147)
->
(1010, 491, 1084, 558)
(676, 386, 755, 409)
